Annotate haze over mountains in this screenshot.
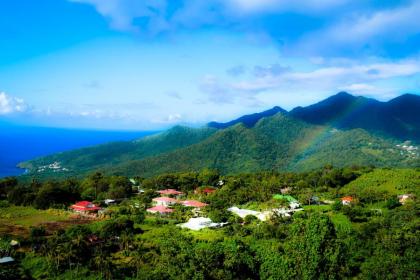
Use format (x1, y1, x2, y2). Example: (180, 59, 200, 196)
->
(20, 92, 420, 179)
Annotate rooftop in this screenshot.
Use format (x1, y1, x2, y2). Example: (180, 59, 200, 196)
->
(153, 196, 178, 202)
(147, 205, 174, 213)
(181, 200, 208, 208)
(157, 189, 184, 195)
(70, 201, 101, 211)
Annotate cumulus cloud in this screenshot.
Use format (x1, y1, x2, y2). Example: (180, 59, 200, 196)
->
(0, 92, 28, 115)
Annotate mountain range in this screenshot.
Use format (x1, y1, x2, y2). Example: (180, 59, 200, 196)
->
(20, 92, 420, 179)
(210, 92, 420, 141)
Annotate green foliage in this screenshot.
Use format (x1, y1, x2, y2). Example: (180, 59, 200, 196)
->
(385, 197, 401, 209)
(99, 217, 135, 238)
(29, 226, 46, 238)
(341, 168, 420, 203)
(20, 253, 50, 279)
(34, 180, 80, 209)
(284, 213, 345, 279)
(1, 167, 418, 279)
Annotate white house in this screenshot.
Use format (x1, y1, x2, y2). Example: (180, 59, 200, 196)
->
(152, 196, 177, 207)
(179, 217, 227, 230)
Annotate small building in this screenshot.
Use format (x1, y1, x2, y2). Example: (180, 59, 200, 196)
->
(179, 217, 227, 230)
(341, 196, 354, 206)
(104, 199, 116, 205)
(70, 201, 101, 213)
(194, 187, 216, 195)
(147, 205, 174, 214)
(398, 194, 414, 205)
(152, 196, 177, 207)
(181, 200, 208, 208)
(0, 257, 15, 264)
(181, 200, 208, 216)
(156, 189, 184, 197)
(203, 188, 216, 194)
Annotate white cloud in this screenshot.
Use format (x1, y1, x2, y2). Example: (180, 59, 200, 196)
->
(200, 59, 420, 104)
(0, 92, 28, 115)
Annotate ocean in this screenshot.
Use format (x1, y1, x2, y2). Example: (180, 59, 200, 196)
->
(0, 125, 157, 178)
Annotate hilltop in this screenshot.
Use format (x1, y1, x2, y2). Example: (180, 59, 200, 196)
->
(19, 92, 420, 179)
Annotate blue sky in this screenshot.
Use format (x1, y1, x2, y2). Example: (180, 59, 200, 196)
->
(0, 0, 419, 130)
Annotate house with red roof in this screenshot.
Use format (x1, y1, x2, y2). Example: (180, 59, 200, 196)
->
(181, 200, 208, 208)
(156, 189, 184, 197)
(152, 196, 177, 207)
(341, 196, 354, 206)
(147, 205, 174, 214)
(194, 187, 216, 195)
(181, 200, 208, 216)
(70, 201, 101, 213)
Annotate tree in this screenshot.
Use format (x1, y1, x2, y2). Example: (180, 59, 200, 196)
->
(81, 172, 107, 200)
(198, 168, 220, 186)
(285, 213, 345, 279)
(33, 181, 80, 209)
(0, 177, 18, 198)
(107, 176, 132, 199)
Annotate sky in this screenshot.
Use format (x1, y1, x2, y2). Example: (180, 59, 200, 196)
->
(0, 0, 419, 130)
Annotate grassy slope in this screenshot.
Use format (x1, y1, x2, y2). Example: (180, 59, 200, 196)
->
(0, 206, 70, 237)
(340, 168, 420, 197)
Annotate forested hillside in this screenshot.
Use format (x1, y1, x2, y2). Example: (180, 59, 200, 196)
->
(289, 92, 420, 141)
(20, 126, 216, 178)
(105, 115, 417, 177)
(19, 93, 420, 180)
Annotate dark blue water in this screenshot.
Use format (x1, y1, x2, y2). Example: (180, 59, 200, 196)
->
(0, 124, 158, 178)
